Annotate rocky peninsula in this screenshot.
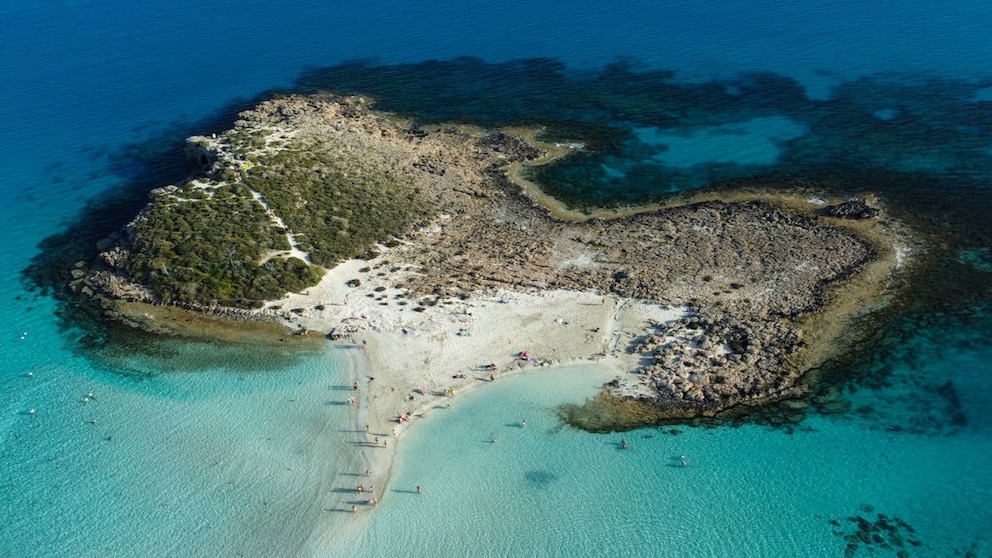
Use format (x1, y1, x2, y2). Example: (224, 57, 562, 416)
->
(70, 93, 912, 430)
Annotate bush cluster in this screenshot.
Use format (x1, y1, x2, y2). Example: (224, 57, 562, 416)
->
(124, 181, 322, 308)
(242, 142, 428, 267)
(123, 137, 427, 308)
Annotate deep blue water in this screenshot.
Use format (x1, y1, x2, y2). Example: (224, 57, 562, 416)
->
(2, 1, 990, 556)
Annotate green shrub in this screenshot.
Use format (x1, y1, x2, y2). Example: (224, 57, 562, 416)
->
(123, 134, 431, 308)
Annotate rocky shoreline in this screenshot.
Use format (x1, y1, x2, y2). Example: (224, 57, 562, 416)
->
(66, 93, 912, 425)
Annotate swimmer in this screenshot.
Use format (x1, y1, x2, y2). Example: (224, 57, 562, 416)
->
(621, 438, 628, 449)
(365, 469, 372, 477)
(416, 485, 422, 494)
(521, 420, 527, 427)
(28, 408, 35, 415)
(680, 455, 687, 467)
(90, 419, 97, 425)
(352, 505, 358, 513)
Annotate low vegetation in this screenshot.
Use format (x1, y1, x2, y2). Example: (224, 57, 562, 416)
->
(123, 134, 428, 308)
(241, 139, 428, 266)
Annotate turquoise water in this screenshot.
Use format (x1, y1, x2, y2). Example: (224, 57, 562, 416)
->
(1, 337, 368, 557)
(2, 1, 991, 556)
(345, 366, 991, 557)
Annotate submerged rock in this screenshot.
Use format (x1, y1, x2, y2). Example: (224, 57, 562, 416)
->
(821, 199, 880, 219)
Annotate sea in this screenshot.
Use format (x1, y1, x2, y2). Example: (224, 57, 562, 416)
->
(1, 1, 990, 557)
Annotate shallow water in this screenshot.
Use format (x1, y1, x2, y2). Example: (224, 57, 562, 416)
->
(0, 338, 367, 557)
(2, 0, 991, 556)
(343, 365, 991, 557)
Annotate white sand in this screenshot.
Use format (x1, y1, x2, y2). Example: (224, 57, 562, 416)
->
(266, 252, 684, 491)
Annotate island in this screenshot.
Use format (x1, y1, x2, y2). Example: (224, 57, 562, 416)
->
(69, 93, 913, 432)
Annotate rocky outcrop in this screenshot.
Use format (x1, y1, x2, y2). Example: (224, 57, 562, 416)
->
(620, 310, 806, 415)
(820, 199, 880, 219)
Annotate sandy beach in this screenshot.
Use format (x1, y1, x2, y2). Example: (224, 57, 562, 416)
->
(269, 255, 686, 489)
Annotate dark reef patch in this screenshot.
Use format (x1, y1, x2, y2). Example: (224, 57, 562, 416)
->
(296, 58, 992, 214)
(80, 323, 325, 379)
(828, 507, 988, 557)
(523, 470, 557, 489)
(809, 302, 991, 436)
(829, 510, 925, 557)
